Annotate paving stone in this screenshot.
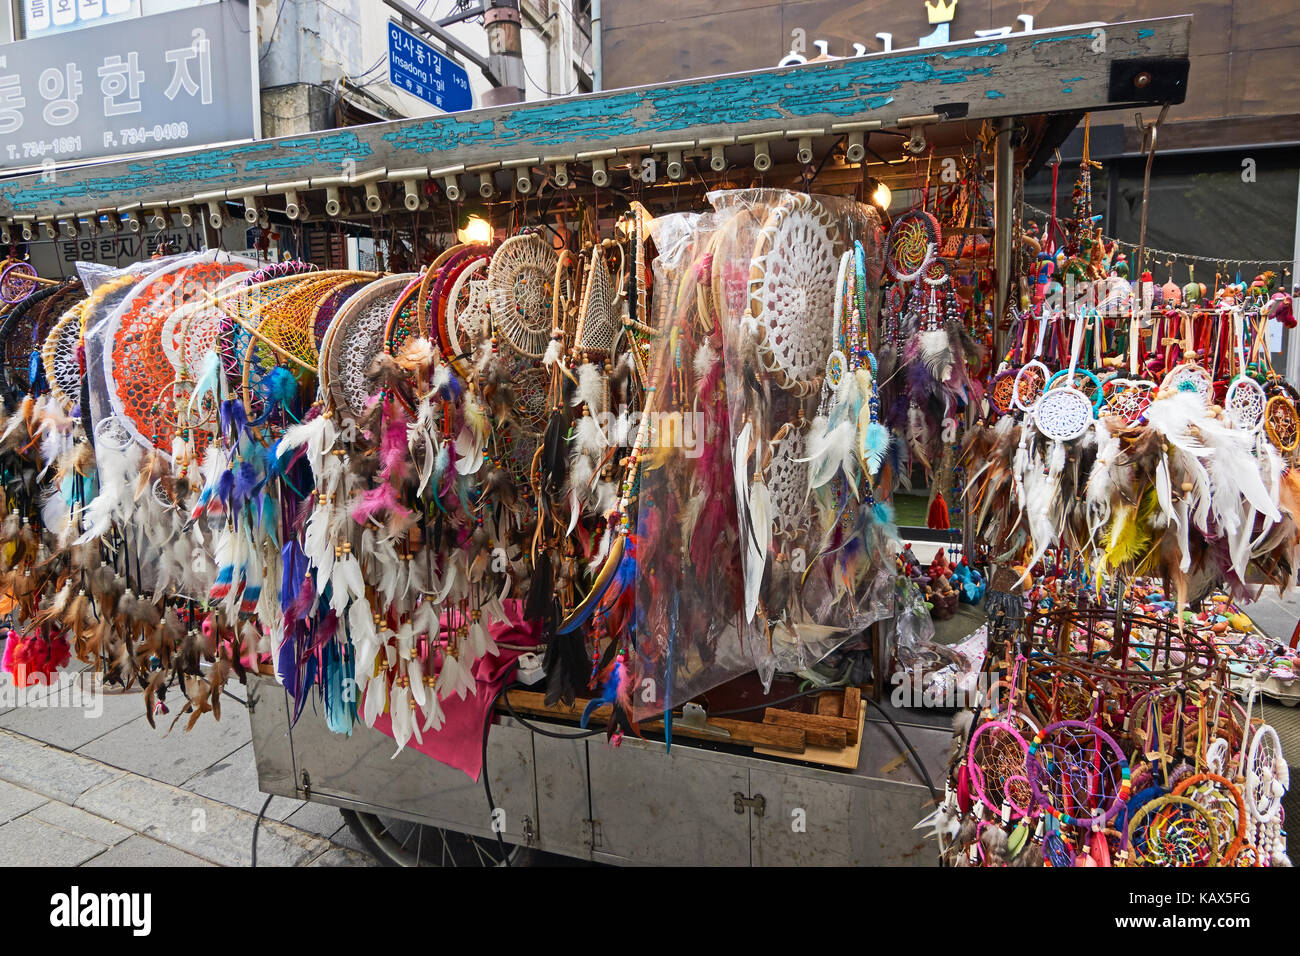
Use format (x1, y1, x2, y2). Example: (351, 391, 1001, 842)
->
(283, 801, 348, 839)
(306, 846, 378, 867)
(29, 800, 132, 847)
(0, 684, 145, 750)
(0, 778, 47, 824)
(82, 833, 214, 867)
(76, 702, 252, 786)
(0, 729, 125, 803)
(0, 815, 109, 866)
(180, 742, 299, 820)
(329, 820, 368, 855)
(75, 773, 331, 867)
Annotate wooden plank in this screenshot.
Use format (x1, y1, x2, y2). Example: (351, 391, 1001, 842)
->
(815, 691, 842, 716)
(0, 17, 1191, 223)
(762, 706, 860, 745)
(756, 709, 867, 769)
(502, 690, 808, 752)
(842, 686, 861, 722)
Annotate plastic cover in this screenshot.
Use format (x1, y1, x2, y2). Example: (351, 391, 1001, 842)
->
(632, 190, 896, 720)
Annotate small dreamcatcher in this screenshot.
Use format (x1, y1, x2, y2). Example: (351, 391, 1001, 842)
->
(1222, 309, 1266, 434)
(1127, 794, 1221, 867)
(884, 209, 939, 283)
(1033, 311, 1096, 443)
(1026, 719, 1131, 830)
(0, 260, 38, 304)
(747, 192, 840, 396)
(1103, 377, 1156, 425)
(966, 718, 1033, 821)
(1011, 312, 1053, 413)
(1171, 772, 1248, 864)
(489, 232, 557, 360)
(1264, 380, 1299, 453)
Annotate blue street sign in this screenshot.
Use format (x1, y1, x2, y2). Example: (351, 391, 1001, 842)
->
(387, 20, 473, 114)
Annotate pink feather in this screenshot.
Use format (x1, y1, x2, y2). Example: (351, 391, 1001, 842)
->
(352, 483, 410, 524)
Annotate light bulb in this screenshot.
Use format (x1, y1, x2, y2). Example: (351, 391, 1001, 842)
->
(457, 215, 492, 244)
(871, 181, 892, 210)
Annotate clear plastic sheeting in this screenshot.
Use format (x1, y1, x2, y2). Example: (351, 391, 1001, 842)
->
(632, 190, 896, 720)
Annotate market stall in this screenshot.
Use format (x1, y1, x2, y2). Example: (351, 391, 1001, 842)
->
(2, 15, 1282, 869)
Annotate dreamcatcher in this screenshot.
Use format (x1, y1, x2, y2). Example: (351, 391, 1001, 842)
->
(1171, 772, 1248, 864)
(1222, 308, 1266, 434)
(884, 209, 939, 283)
(41, 300, 86, 413)
(489, 232, 557, 360)
(105, 257, 249, 458)
(322, 274, 414, 422)
(445, 256, 492, 369)
(746, 192, 840, 396)
(1033, 310, 1098, 444)
(1127, 794, 1221, 867)
(1026, 719, 1131, 831)
(576, 240, 622, 357)
(243, 272, 373, 433)
(0, 260, 38, 304)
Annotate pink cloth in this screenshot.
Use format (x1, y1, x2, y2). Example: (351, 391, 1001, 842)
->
(367, 603, 541, 780)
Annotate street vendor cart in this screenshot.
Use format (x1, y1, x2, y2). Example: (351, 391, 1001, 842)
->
(0, 15, 1192, 866)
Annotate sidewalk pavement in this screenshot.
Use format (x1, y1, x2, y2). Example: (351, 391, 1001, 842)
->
(0, 667, 376, 867)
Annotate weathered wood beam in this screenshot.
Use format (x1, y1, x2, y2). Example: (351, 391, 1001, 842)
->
(0, 16, 1189, 225)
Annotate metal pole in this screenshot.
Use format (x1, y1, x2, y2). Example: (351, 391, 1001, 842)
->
(592, 0, 603, 91)
(993, 116, 1014, 334)
(1289, 166, 1300, 384)
(482, 0, 525, 106)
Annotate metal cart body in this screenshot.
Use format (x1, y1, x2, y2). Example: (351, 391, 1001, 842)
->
(248, 674, 951, 865)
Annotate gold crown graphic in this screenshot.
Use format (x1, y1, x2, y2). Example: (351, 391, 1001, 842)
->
(925, 0, 957, 24)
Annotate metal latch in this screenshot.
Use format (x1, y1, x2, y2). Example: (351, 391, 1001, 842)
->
(521, 816, 536, 846)
(733, 792, 766, 817)
(300, 770, 311, 799)
(582, 819, 603, 848)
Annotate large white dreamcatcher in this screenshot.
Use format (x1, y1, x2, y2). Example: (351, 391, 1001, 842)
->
(488, 232, 558, 360)
(447, 256, 492, 362)
(747, 193, 840, 397)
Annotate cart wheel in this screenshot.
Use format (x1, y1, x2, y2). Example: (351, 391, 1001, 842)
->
(340, 808, 526, 867)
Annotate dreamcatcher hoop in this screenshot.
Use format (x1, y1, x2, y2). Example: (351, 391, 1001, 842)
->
(1026, 719, 1131, 828)
(321, 274, 413, 421)
(1103, 378, 1156, 424)
(0, 261, 38, 304)
(445, 256, 492, 371)
(1127, 794, 1221, 867)
(1224, 377, 1267, 434)
(746, 192, 840, 396)
(488, 232, 557, 360)
(884, 209, 939, 282)
(105, 257, 249, 458)
(1245, 723, 1286, 823)
(1034, 311, 1095, 442)
(1171, 772, 1247, 864)
(1264, 393, 1299, 452)
(41, 301, 85, 413)
(966, 719, 1033, 820)
(1159, 361, 1213, 404)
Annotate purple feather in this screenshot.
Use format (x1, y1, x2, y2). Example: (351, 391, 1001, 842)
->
(232, 461, 262, 509)
(220, 399, 247, 442)
(216, 468, 236, 509)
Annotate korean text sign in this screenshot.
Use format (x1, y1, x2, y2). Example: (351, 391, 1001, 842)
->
(0, 0, 255, 171)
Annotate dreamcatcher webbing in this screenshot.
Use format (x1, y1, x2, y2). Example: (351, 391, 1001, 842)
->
(707, 188, 889, 687)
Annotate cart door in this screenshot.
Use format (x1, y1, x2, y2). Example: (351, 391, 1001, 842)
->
(585, 739, 750, 865)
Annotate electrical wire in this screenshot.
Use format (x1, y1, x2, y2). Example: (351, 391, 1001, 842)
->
(259, 0, 289, 63)
(482, 683, 514, 865)
(251, 792, 274, 867)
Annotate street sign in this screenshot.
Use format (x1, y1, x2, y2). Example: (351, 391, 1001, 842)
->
(387, 20, 473, 114)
